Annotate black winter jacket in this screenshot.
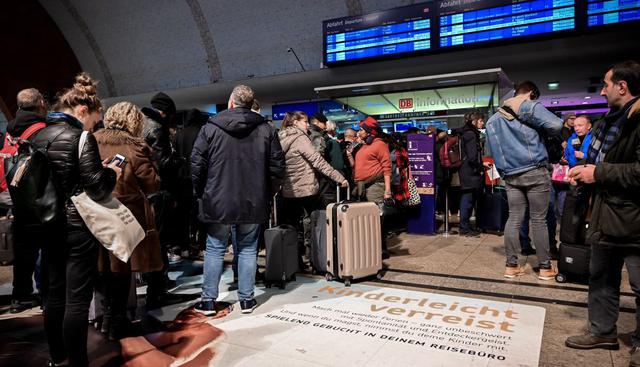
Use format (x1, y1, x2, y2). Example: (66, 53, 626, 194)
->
(455, 124, 483, 190)
(175, 109, 206, 182)
(7, 110, 45, 137)
(191, 107, 285, 224)
(27, 112, 116, 226)
(142, 107, 182, 186)
(588, 98, 640, 247)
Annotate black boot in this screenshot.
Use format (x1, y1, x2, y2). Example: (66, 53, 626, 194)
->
(100, 301, 112, 335)
(108, 314, 131, 341)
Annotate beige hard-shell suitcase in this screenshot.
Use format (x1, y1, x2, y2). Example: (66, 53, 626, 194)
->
(326, 186, 382, 286)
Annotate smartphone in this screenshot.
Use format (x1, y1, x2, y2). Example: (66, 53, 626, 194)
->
(110, 154, 126, 167)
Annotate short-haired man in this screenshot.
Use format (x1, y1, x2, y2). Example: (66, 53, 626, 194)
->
(485, 80, 563, 280)
(564, 115, 593, 168)
(561, 113, 577, 147)
(192, 85, 285, 315)
(6, 88, 48, 313)
(565, 61, 640, 366)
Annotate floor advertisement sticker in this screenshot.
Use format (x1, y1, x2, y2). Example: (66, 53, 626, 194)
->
(209, 281, 545, 367)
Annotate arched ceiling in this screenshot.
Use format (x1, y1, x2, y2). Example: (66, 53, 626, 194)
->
(39, 0, 415, 97)
(38, 0, 640, 110)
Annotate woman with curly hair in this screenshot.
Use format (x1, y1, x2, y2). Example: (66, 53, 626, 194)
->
(93, 102, 162, 339)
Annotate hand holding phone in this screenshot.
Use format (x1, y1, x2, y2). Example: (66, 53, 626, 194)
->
(110, 154, 126, 167)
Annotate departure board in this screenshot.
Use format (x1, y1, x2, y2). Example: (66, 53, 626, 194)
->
(323, 3, 434, 64)
(439, 0, 576, 48)
(587, 0, 640, 27)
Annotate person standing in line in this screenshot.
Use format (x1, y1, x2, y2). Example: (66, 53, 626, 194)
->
(278, 111, 347, 270)
(27, 73, 120, 367)
(93, 102, 162, 340)
(565, 61, 640, 367)
(485, 80, 563, 280)
(564, 115, 593, 168)
(6, 88, 48, 313)
(192, 85, 285, 315)
(455, 110, 487, 237)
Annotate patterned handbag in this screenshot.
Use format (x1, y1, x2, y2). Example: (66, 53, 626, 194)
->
(404, 176, 421, 207)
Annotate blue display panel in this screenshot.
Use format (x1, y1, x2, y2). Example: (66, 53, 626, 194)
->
(323, 3, 434, 64)
(587, 0, 640, 26)
(439, 0, 575, 48)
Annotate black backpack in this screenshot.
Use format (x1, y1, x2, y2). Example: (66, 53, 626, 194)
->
(5, 128, 66, 226)
(502, 106, 563, 164)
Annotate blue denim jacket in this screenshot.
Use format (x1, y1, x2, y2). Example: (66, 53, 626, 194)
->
(485, 98, 563, 177)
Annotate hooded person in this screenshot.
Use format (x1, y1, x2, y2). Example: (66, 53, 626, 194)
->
(142, 92, 181, 181)
(191, 85, 286, 315)
(141, 92, 184, 308)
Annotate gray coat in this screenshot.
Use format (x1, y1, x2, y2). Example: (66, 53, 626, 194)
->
(278, 127, 345, 198)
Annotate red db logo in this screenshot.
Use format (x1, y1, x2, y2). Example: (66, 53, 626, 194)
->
(399, 98, 413, 109)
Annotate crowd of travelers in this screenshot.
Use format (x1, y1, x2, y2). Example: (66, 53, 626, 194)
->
(0, 59, 639, 366)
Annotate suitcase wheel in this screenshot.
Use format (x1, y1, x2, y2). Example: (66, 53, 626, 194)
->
(325, 273, 333, 281)
(265, 282, 272, 289)
(376, 271, 384, 280)
(344, 278, 351, 287)
(555, 273, 567, 283)
(279, 281, 286, 290)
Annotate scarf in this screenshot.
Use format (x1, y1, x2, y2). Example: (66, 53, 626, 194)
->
(587, 97, 638, 164)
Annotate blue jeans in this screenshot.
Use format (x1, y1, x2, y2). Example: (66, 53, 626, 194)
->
(459, 189, 478, 232)
(520, 184, 557, 251)
(202, 223, 260, 302)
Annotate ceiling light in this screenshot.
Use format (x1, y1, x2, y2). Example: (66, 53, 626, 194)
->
(551, 101, 559, 105)
(584, 96, 591, 99)
(437, 79, 458, 84)
(351, 88, 369, 93)
(547, 82, 560, 90)
(582, 101, 589, 105)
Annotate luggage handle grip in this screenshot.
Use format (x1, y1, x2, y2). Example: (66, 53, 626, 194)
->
(336, 183, 350, 203)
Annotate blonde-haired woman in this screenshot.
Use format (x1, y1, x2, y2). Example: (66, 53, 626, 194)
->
(94, 102, 161, 339)
(278, 111, 347, 269)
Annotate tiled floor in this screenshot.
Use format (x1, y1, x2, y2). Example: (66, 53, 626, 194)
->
(0, 231, 636, 366)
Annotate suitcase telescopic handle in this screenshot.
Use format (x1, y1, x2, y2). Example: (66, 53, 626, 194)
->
(336, 183, 350, 203)
(271, 193, 278, 228)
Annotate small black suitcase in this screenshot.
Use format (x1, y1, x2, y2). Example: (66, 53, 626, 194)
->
(556, 242, 590, 283)
(560, 186, 590, 245)
(0, 215, 14, 265)
(477, 186, 509, 234)
(310, 209, 327, 274)
(264, 198, 298, 289)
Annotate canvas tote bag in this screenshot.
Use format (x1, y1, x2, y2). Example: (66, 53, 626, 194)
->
(71, 131, 145, 262)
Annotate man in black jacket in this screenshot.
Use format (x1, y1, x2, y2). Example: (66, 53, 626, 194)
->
(192, 85, 285, 315)
(141, 92, 183, 307)
(174, 109, 208, 257)
(6, 88, 47, 313)
(565, 61, 640, 366)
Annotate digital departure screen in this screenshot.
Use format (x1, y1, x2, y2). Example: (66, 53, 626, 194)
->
(322, 1, 637, 67)
(439, 0, 576, 48)
(323, 3, 434, 64)
(587, 0, 640, 27)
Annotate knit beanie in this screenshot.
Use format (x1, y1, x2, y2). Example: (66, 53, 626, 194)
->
(360, 116, 379, 137)
(150, 92, 176, 116)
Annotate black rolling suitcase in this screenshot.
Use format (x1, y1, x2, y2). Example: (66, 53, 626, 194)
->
(264, 197, 298, 289)
(477, 186, 509, 234)
(560, 186, 590, 245)
(0, 213, 14, 265)
(556, 242, 590, 283)
(310, 209, 328, 274)
(556, 186, 592, 283)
